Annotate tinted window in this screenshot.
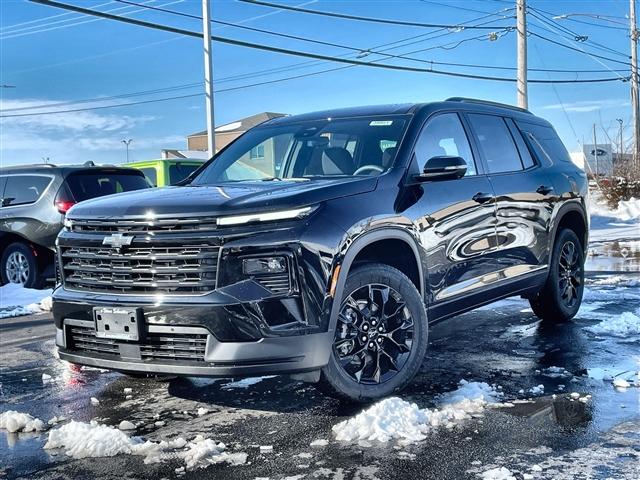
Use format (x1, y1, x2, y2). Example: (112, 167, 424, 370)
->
(415, 113, 477, 176)
(65, 171, 148, 202)
(505, 118, 535, 169)
(169, 164, 200, 185)
(468, 114, 523, 173)
(140, 167, 157, 186)
(517, 122, 572, 163)
(2, 175, 51, 207)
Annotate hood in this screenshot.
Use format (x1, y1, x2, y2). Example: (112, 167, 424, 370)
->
(68, 177, 377, 219)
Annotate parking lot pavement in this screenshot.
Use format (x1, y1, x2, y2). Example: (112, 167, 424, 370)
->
(1, 274, 639, 480)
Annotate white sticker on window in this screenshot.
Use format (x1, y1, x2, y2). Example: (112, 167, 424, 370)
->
(369, 120, 393, 126)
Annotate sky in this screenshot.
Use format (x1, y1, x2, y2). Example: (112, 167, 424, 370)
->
(0, 0, 635, 166)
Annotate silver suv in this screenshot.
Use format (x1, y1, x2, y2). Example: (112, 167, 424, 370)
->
(0, 163, 149, 288)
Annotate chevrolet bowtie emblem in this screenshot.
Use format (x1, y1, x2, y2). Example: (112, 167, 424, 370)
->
(102, 233, 134, 252)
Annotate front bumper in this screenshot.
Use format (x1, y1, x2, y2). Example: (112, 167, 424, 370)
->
(53, 287, 333, 377)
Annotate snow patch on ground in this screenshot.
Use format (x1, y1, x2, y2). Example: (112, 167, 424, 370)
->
(332, 380, 501, 444)
(479, 467, 516, 480)
(0, 283, 52, 318)
(44, 421, 247, 470)
(0, 410, 45, 433)
(221, 376, 275, 389)
(586, 310, 640, 337)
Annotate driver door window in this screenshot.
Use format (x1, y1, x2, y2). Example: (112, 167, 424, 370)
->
(415, 113, 477, 176)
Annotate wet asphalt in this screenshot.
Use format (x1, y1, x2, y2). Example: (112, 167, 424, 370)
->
(1, 270, 639, 480)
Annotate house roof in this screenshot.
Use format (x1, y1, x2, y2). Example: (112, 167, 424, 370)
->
(189, 112, 286, 138)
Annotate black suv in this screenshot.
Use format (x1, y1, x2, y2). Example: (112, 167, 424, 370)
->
(52, 99, 588, 401)
(0, 163, 149, 288)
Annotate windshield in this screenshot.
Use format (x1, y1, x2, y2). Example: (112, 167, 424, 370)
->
(191, 115, 409, 185)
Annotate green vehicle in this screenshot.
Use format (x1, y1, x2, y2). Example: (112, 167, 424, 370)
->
(127, 159, 205, 187)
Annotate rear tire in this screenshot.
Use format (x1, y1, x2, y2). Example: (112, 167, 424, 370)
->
(318, 263, 428, 403)
(529, 229, 584, 323)
(1, 242, 44, 289)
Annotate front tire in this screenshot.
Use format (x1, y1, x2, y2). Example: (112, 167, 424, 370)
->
(1, 242, 43, 289)
(529, 229, 584, 323)
(318, 263, 428, 402)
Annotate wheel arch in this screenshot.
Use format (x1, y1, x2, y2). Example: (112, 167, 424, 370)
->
(549, 202, 589, 255)
(328, 228, 424, 333)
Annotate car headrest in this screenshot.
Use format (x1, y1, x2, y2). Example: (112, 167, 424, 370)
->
(381, 147, 398, 168)
(322, 147, 355, 175)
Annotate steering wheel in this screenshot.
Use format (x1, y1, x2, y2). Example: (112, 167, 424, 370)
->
(353, 165, 384, 176)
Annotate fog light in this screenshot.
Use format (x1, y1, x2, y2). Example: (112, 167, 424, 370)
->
(243, 257, 287, 275)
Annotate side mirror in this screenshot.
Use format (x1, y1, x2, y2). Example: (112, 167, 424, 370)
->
(416, 156, 467, 181)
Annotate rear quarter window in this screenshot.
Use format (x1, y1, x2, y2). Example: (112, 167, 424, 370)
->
(168, 164, 200, 185)
(1, 175, 52, 207)
(516, 122, 572, 164)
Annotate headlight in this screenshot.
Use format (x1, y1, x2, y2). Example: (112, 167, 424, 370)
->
(217, 206, 315, 226)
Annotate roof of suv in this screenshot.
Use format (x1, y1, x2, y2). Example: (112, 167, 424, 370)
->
(0, 163, 145, 176)
(265, 98, 546, 127)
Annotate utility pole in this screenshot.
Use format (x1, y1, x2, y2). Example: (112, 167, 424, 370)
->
(202, 0, 216, 156)
(617, 118, 624, 157)
(121, 139, 132, 163)
(592, 124, 599, 178)
(630, 0, 639, 165)
(516, 0, 528, 109)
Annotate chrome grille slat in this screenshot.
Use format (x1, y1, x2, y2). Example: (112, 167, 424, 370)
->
(61, 242, 219, 295)
(70, 217, 218, 233)
(256, 272, 291, 294)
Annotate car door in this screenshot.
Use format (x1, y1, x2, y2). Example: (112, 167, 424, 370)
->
(466, 113, 554, 274)
(405, 112, 499, 305)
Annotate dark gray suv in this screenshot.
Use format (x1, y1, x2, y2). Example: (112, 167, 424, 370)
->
(0, 163, 149, 288)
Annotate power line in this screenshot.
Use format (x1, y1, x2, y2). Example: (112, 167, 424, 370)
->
(237, 0, 514, 30)
(418, 0, 496, 16)
(529, 30, 632, 68)
(29, 0, 629, 85)
(0, 0, 185, 40)
(528, 8, 629, 59)
(0, 0, 114, 32)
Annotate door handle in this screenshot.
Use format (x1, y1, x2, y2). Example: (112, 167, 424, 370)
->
(536, 185, 554, 195)
(472, 192, 494, 204)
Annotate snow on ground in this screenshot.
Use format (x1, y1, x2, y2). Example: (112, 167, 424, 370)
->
(0, 283, 52, 319)
(0, 410, 45, 433)
(332, 380, 502, 444)
(479, 467, 516, 480)
(221, 376, 276, 390)
(586, 310, 640, 337)
(588, 192, 640, 243)
(44, 420, 247, 470)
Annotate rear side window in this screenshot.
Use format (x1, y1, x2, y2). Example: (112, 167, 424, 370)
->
(169, 164, 200, 185)
(505, 118, 535, 169)
(139, 167, 158, 187)
(64, 170, 148, 202)
(517, 122, 572, 163)
(467, 114, 523, 173)
(1, 175, 51, 207)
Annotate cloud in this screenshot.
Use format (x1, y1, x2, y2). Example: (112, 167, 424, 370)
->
(0, 97, 181, 164)
(540, 99, 630, 113)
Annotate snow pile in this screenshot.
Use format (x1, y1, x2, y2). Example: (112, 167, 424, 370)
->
(480, 467, 516, 480)
(0, 283, 52, 319)
(590, 196, 640, 222)
(588, 276, 640, 288)
(332, 381, 501, 444)
(45, 420, 247, 470)
(0, 410, 45, 433)
(586, 311, 640, 337)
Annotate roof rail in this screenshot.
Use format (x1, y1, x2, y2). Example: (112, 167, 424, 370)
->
(0, 163, 57, 169)
(445, 97, 532, 114)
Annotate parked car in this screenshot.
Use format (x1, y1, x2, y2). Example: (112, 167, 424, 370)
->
(0, 163, 150, 288)
(52, 98, 588, 401)
(127, 159, 205, 187)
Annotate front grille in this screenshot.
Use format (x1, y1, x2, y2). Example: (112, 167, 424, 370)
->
(61, 244, 219, 294)
(69, 217, 218, 233)
(256, 272, 291, 294)
(67, 325, 208, 362)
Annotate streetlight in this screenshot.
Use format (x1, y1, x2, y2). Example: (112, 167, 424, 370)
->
(121, 139, 133, 163)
